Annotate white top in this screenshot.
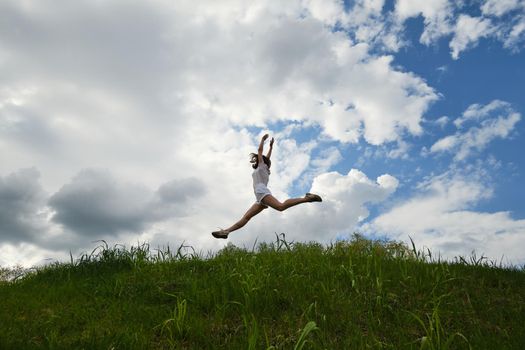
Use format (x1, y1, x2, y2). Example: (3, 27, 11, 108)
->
(252, 162, 270, 193)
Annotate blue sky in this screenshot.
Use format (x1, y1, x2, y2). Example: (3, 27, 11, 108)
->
(1, 0, 524, 267)
(392, 19, 525, 218)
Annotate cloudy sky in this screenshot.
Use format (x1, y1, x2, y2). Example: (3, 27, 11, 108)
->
(1, 0, 524, 267)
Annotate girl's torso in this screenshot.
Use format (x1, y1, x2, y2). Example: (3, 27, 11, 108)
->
(252, 163, 270, 191)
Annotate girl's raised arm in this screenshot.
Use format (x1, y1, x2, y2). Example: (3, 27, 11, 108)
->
(258, 134, 269, 163)
(266, 137, 274, 159)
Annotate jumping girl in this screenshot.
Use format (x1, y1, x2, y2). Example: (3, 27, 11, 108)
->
(212, 134, 322, 239)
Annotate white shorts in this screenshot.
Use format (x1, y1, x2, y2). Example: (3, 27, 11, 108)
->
(254, 186, 272, 207)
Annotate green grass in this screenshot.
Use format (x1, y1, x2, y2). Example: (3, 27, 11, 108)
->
(1, 234, 524, 349)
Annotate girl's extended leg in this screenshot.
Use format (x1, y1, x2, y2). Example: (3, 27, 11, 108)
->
(225, 203, 267, 233)
(212, 203, 267, 239)
(261, 194, 319, 212)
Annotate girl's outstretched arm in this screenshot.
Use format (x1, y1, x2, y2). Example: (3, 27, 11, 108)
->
(258, 134, 269, 163)
(266, 137, 274, 159)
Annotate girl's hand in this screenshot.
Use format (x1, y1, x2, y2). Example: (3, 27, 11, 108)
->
(262, 134, 269, 141)
(269, 137, 274, 147)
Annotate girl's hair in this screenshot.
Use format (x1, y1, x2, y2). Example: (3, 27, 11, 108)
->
(250, 153, 271, 169)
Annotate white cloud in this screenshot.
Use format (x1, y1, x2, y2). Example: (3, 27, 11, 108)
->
(0, 242, 66, 268)
(303, 0, 348, 27)
(395, 0, 453, 45)
(430, 100, 521, 161)
(479, 0, 525, 53)
(481, 0, 522, 17)
(455, 99, 512, 127)
(363, 170, 525, 264)
(450, 15, 496, 59)
(342, 0, 406, 52)
(503, 15, 525, 50)
(395, 0, 449, 21)
(311, 170, 398, 207)
(386, 139, 411, 159)
(0, 6, 435, 185)
(429, 135, 458, 153)
(435, 115, 450, 128)
(293, 145, 343, 190)
(309, 170, 398, 224)
(392, 0, 525, 57)
(310, 147, 343, 172)
(0, 5, 422, 171)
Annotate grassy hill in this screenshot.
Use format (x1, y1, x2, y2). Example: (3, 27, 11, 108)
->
(1, 234, 524, 349)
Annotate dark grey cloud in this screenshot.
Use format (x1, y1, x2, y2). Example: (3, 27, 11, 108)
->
(0, 168, 47, 243)
(151, 177, 207, 219)
(48, 169, 151, 236)
(156, 178, 207, 204)
(48, 168, 206, 237)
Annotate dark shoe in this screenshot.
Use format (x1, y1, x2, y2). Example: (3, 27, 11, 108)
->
(212, 229, 229, 239)
(305, 193, 322, 202)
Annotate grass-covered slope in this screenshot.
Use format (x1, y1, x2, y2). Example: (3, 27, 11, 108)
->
(1, 234, 524, 349)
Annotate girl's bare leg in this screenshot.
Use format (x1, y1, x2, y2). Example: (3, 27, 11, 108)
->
(224, 203, 267, 233)
(261, 194, 312, 212)
(213, 194, 320, 239)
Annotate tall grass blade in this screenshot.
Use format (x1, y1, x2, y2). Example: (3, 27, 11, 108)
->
(294, 321, 319, 350)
